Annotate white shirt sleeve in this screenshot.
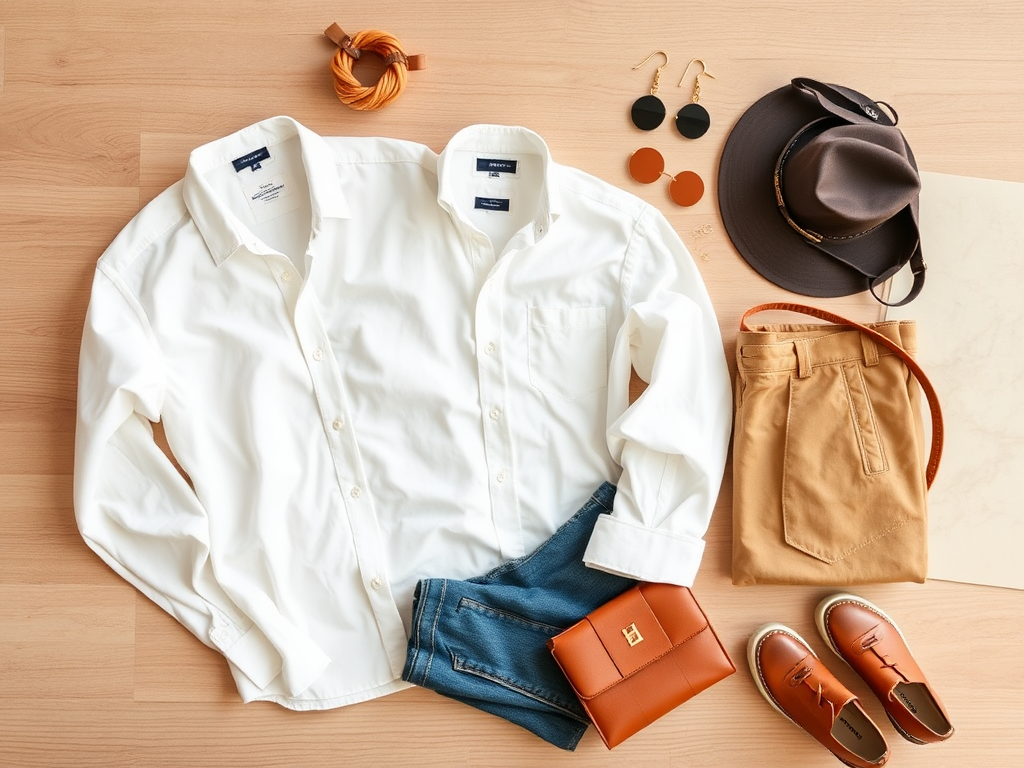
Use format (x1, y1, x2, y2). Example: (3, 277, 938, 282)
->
(583, 206, 733, 586)
(73, 266, 329, 696)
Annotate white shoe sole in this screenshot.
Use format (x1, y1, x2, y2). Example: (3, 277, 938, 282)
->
(746, 622, 819, 725)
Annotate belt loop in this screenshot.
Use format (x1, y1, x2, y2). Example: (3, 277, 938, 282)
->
(861, 334, 880, 367)
(794, 339, 813, 378)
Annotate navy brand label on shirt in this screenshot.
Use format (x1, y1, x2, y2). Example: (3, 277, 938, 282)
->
(232, 146, 271, 172)
(476, 157, 519, 176)
(475, 196, 511, 212)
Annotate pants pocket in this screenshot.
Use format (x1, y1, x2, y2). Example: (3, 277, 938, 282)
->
(781, 361, 917, 564)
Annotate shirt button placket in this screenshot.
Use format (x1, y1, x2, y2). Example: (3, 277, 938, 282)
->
(475, 274, 523, 559)
(294, 290, 394, 642)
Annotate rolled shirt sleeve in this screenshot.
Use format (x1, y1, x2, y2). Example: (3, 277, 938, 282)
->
(583, 206, 733, 586)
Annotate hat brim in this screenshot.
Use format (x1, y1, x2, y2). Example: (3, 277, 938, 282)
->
(718, 83, 919, 298)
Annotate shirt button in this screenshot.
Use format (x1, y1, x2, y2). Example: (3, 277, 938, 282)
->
(332, 417, 345, 430)
(312, 348, 325, 362)
(485, 342, 497, 355)
(370, 576, 383, 590)
(489, 407, 501, 421)
(281, 271, 293, 282)
(350, 486, 362, 499)
(496, 470, 508, 484)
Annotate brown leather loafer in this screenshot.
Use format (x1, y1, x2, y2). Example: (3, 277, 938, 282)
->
(748, 623, 889, 767)
(816, 593, 954, 744)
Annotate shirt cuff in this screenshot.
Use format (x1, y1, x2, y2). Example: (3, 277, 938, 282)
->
(210, 622, 330, 696)
(582, 513, 706, 586)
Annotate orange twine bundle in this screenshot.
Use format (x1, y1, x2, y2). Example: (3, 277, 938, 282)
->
(323, 23, 426, 111)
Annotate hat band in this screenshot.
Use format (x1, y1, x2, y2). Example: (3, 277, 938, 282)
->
(774, 117, 885, 245)
(773, 169, 823, 243)
(772, 170, 886, 245)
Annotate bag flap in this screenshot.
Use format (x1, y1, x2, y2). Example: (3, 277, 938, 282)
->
(548, 583, 710, 699)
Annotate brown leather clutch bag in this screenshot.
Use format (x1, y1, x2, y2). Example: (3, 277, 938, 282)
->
(547, 582, 734, 749)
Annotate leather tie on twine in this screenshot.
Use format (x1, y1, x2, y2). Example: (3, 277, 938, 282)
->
(324, 22, 425, 111)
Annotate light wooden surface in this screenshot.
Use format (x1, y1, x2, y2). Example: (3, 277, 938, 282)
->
(2, 1, 1023, 766)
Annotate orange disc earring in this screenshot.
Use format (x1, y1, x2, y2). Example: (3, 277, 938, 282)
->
(628, 147, 705, 206)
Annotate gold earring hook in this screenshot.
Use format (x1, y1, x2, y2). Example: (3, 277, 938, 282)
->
(633, 50, 670, 96)
(678, 58, 715, 102)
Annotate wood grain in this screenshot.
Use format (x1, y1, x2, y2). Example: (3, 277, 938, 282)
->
(2, 1, 1022, 766)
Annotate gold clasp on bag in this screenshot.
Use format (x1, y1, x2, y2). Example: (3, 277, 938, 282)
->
(622, 623, 644, 647)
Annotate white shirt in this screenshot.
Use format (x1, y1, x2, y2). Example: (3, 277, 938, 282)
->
(74, 117, 732, 709)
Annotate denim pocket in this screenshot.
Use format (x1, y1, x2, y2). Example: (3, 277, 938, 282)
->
(527, 306, 608, 400)
(456, 598, 565, 634)
(449, 597, 587, 720)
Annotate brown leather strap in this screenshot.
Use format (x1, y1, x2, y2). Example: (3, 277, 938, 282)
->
(324, 22, 361, 59)
(323, 22, 425, 70)
(740, 302, 943, 488)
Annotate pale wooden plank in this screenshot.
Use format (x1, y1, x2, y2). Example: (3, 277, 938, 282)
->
(0, 90, 141, 186)
(0, 702, 137, 767)
(0, 185, 139, 220)
(0, 584, 133, 643)
(132, 594, 239, 704)
(0, 184, 139, 475)
(0, 412, 74, 475)
(138, 131, 208, 206)
(0, 268, 85, 471)
(0, 475, 116, 585)
(0, 584, 135, 700)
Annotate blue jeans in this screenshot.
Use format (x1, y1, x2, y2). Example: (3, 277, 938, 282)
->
(402, 483, 635, 750)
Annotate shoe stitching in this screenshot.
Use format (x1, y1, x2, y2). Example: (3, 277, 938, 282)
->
(827, 598, 888, 626)
(825, 599, 896, 644)
(754, 630, 793, 719)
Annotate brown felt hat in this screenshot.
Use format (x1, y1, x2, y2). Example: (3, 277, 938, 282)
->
(718, 78, 926, 305)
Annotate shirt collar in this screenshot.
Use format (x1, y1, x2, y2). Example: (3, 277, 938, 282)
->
(436, 124, 563, 235)
(183, 116, 351, 265)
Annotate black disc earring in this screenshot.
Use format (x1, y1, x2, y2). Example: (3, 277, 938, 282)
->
(675, 58, 715, 139)
(629, 50, 669, 131)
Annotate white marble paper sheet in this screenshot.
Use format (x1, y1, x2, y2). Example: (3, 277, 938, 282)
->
(887, 171, 1024, 590)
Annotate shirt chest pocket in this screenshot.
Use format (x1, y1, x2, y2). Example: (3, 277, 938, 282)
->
(527, 306, 608, 400)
